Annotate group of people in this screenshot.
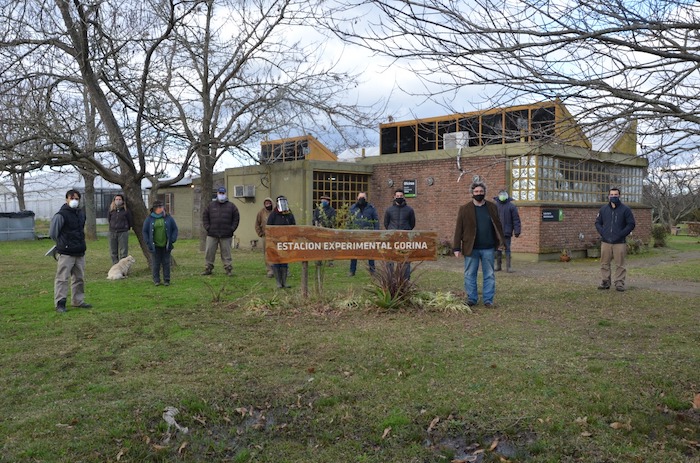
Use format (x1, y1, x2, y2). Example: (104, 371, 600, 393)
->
(50, 183, 635, 312)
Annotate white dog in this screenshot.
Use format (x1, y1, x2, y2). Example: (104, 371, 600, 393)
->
(107, 255, 136, 280)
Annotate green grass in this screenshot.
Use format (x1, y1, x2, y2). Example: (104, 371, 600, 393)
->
(1, 236, 699, 462)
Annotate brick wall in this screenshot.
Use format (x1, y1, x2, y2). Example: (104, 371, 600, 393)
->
(368, 155, 652, 257)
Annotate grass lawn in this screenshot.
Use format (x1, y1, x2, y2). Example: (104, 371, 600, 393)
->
(1, 236, 698, 462)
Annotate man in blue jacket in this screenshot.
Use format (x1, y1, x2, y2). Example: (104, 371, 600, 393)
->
(348, 192, 379, 276)
(595, 187, 636, 291)
(494, 189, 521, 272)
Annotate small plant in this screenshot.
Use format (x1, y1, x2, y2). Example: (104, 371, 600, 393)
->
(202, 278, 229, 302)
(413, 291, 472, 313)
(437, 239, 453, 256)
(651, 224, 668, 247)
(559, 249, 571, 262)
(626, 237, 646, 255)
(367, 261, 419, 310)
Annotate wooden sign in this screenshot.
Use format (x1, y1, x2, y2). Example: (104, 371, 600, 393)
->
(265, 226, 438, 264)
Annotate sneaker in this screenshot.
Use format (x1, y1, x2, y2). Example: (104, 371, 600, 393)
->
(56, 298, 67, 313)
(616, 285, 625, 292)
(154, 281, 161, 286)
(597, 281, 611, 290)
(201, 269, 213, 276)
(484, 302, 494, 308)
(164, 282, 170, 286)
(73, 302, 92, 309)
(225, 269, 232, 276)
(465, 300, 477, 308)
(348, 272, 355, 277)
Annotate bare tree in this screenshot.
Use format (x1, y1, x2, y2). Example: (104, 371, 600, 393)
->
(644, 163, 700, 228)
(323, 0, 700, 167)
(0, 0, 382, 256)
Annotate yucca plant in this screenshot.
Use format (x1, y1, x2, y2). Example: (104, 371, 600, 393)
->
(367, 260, 419, 310)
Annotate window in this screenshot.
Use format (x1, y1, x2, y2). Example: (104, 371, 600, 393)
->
(156, 193, 175, 214)
(510, 156, 644, 204)
(313, 171, 370, 209)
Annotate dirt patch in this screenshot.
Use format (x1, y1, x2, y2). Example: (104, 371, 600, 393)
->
(423, 250, 700, 296)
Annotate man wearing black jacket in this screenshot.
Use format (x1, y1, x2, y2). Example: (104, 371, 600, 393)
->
(49, 189, 92, 313)
(595, 187, 636, 291)
(202, 186, 240, 276)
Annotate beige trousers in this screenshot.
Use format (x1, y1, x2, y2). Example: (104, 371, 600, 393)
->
(600, 242, 628, 287)
(204, 236, 233, 271)
(54, 254, 86, 306)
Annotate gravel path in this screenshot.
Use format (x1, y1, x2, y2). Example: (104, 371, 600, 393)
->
(422, 249, 700, 296)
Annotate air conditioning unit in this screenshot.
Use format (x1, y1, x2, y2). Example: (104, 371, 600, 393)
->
(233, 185, 255, 198)
(443, 131, 469, 149)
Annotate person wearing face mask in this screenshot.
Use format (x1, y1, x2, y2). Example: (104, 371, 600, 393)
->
(255, 197, 275, 278)
(595, 187, 636, 291)
(201, 186, 240, 276)
(142, 200, 178, 286)
(493, 189, 521, 272)
(49, 189, 92, 313)
(267, 195, 296, 288)
(348, 192, 379, 276)
(453, 182, 505, 308)
(313, 194, 337, 267)
(383, 189, 416, 280)
(108, 194, 133, 265)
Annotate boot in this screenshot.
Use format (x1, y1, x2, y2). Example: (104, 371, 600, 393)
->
(281, 267, 290, 288)
(506, 254, 513, 273)
(273, 267, 283, 288)
(494, 252, 502, 272)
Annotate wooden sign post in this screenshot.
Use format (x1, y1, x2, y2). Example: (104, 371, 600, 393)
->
(265, 226, 438, 296)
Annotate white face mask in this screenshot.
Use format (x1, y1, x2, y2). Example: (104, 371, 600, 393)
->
(498, 193, 508, 202)
(69, 199, 80, 209)
(217, 194, 227, 202)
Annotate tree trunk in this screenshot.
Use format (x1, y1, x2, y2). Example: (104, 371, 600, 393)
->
(11, 172, 25, 211)
(198, 150, 215, 252)
(81, 171, 97, 241)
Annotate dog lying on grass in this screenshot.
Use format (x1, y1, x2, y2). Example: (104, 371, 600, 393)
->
(107, 255, 136, 280)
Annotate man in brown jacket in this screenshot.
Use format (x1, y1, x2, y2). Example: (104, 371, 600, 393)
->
(453, 182, 505, 308)
(255, 197, 274, 277)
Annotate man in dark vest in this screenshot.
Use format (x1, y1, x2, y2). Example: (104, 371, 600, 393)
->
(49, 189, 92, 313)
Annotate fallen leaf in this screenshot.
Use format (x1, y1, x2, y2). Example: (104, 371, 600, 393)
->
(152, 444, 167, 451)
(193, 415, 207, 425)
(574, 416, 588, 425)
(235, 407, 247, 416)
(427, 416, 440, 433)
(693, 393, 700, 409)
(581, 431, 593, 437)
(488, 438, 499, 451)
(307, 367, 315, 373)
(116, 448, 126, 461)
(178, 441, 188, 454)
(610, 421, 632, 430)
(381, 427, 391, 439)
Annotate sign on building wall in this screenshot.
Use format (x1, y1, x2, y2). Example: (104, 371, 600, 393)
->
(542, 209, 564, 222)
(265, 226, 437, 264)
(403, 179, 417, 198)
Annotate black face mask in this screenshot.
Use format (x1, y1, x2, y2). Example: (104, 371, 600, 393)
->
(473, 194, 485, 202)
(265, 204, 273, 211)
(394, 198, 405, 205)
(357, 198, 367, 207)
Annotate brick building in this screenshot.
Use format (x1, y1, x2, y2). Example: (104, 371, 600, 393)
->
(204, 101, 651, 259)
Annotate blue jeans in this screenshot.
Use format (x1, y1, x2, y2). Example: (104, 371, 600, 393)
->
(464, 248, 496, 304)
(349, 259, 375, 274)
(152, 247, 171, 283)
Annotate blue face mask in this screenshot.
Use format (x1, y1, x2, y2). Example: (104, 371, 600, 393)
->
(321, 200, 329, 207)
(610, 196, 620, 205)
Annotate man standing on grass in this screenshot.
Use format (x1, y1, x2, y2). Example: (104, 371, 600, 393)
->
(50, 189, 92, 313)
(255, 197, 275, 278)
(348, 192, 379, 276)
(384, 189, 416, 280)
(202, 186, 240, 276)
(595, 187, 636, 291)
(453, 182, 505, 308)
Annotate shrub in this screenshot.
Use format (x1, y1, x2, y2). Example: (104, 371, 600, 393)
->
(626, 237, 646, 255)
(651, 224, 668, 247)
(368, 261, 418, 310)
